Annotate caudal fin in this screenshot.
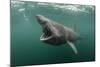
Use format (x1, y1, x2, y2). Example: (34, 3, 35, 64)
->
(67, 41, 78, 54)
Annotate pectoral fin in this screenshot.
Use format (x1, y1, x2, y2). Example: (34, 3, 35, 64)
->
(67, 41, 78, 54)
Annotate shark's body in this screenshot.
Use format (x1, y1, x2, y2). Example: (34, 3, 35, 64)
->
(36, 15, 80, 54)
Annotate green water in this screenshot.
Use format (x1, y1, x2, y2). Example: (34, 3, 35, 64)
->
(11, 1, 95, 66)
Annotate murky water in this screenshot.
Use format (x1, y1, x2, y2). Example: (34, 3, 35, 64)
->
(11, 1, 95, 66)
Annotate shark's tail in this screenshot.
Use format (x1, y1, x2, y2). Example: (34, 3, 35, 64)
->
(67, 41, 78, 54)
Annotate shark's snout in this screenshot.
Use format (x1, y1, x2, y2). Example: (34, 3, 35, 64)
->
(36, 15, 46, 24)
(36, 15, 43, 20)
(36, 15, 44, 24)
(36, 15, 49, 25)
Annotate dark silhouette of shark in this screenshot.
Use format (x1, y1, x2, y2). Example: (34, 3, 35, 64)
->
(36, 15, 80, 54)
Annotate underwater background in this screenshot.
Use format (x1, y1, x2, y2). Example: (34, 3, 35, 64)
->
(11, 1, 95, 66)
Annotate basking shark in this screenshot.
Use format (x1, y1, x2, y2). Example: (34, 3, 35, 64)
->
(36, 15, 80, 54)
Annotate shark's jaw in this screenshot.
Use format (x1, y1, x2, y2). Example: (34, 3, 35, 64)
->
(39, 21, 66, 45)
(40, 26, 53, 41)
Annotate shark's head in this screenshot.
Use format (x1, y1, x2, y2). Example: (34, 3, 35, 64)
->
(36, 15, 66, 45)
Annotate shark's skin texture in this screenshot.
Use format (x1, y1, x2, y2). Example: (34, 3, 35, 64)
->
(36, 15, 80, 54)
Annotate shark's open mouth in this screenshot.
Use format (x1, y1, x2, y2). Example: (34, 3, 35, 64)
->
(40, 26, 52, 41)
(36, 15, 67, 45)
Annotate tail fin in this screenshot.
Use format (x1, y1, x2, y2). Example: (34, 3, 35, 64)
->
(67, 41, 78, 54)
